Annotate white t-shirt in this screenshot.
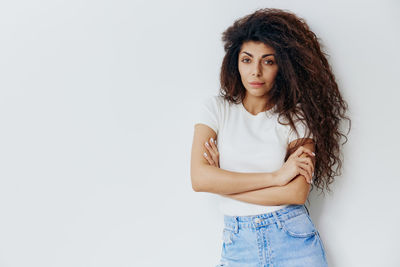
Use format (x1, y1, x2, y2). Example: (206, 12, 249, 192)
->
(194, 95, 314, 216)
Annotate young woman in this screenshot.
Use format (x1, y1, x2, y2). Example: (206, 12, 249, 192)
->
(191, 8, 351, 267)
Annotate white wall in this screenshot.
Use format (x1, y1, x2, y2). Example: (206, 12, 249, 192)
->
(0, 0, 399, 266)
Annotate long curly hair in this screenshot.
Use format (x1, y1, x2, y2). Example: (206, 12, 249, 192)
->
(219, 8, 351, 195)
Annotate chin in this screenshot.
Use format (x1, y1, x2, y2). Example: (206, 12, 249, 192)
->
(247, 88, 268, 96)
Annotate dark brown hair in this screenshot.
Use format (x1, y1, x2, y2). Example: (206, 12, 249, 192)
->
(219, 8, 351, 195)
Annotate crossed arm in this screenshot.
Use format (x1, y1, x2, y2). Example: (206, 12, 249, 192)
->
(218, 173, 310, 206)
(191, 124, 315, 206)
(217, 140, 315, 206)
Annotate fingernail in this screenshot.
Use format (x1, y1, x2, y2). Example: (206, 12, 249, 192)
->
(205, 142, 209, 147)
(312, 152, 315, 156)
(214, 139, 217, 145)
(203, 152, 207, 157)
(312, 172, 314, 177)
(210, 138, 214, 143)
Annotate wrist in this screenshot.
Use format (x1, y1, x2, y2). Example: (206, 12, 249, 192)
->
(273, 170, 283, 186)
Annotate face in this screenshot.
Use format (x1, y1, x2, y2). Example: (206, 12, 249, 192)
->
(238, 41, 279, 98)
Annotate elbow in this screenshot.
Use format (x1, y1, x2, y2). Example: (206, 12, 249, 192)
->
(191, 179, 202, 192)
(191, 174, 202, 192)
(191, 175, 213, 193)
(290, 193, 306, 205)
(192, 179, 208, 193)
(289, 176, 310, 205)
(295, 196, 307, 205)
(295, 185, 310, 205)
(191, 164, 215, 193)
(190, 167, 205, 192)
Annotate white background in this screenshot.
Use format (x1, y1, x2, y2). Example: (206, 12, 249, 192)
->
(1, 0, 399, 266)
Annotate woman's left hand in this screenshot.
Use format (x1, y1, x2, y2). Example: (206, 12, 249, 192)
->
(203, 137, 220, 168)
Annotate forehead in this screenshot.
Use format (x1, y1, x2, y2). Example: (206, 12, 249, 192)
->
(239, 41, 275, 54)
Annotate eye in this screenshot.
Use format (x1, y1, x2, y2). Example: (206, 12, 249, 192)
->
(241, 58, 250, 63)
(264, 60, 274, 65)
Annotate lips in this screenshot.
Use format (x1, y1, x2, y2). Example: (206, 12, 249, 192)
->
(249, 82, 265, 85)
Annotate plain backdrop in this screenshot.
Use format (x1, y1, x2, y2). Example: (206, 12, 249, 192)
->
(0, 0, 399, 266)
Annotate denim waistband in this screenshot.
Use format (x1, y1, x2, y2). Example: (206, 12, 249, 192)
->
(223, 204, 309, 233)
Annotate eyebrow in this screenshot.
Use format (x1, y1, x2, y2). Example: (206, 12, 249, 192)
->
(240, 51, 275, 58)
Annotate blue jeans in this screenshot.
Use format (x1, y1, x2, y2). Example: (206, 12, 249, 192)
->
(216, 204, 328, 267)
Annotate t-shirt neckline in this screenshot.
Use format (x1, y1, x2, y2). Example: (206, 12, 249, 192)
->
(240, 102, 277, 118)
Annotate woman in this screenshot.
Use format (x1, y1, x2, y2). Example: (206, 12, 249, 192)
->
(190, 8, 351, 267)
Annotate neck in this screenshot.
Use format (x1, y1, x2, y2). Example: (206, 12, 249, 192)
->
(242, 95, 272, 114)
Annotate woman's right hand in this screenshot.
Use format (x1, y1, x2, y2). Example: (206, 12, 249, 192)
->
(275, 146, 315, 186)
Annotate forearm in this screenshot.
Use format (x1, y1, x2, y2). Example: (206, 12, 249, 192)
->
(192, 164, 279, 195)
(218, 174, 307, 206)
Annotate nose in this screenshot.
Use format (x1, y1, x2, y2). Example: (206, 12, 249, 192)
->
(251, 62, 262, 77)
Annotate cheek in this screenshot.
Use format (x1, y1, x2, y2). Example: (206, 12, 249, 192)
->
(238, 65, 247, 78)
(265, 68, 278, 81)
(238, 63, 243, 72)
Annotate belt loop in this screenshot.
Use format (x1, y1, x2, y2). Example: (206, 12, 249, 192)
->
(234, 216, 239, 233)
(272, 211, 282, 229)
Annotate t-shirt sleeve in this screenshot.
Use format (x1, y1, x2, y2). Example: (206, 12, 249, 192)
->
(193, 95, 220, 135)
(287, 118, 314, 144)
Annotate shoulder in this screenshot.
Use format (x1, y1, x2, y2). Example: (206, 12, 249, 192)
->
(277, 103, 307, 124)
(275, 102, 314, 145)
(210, 95, 225, 105)
(199, 95, 228, 111)
(200, 94, 223, 105)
